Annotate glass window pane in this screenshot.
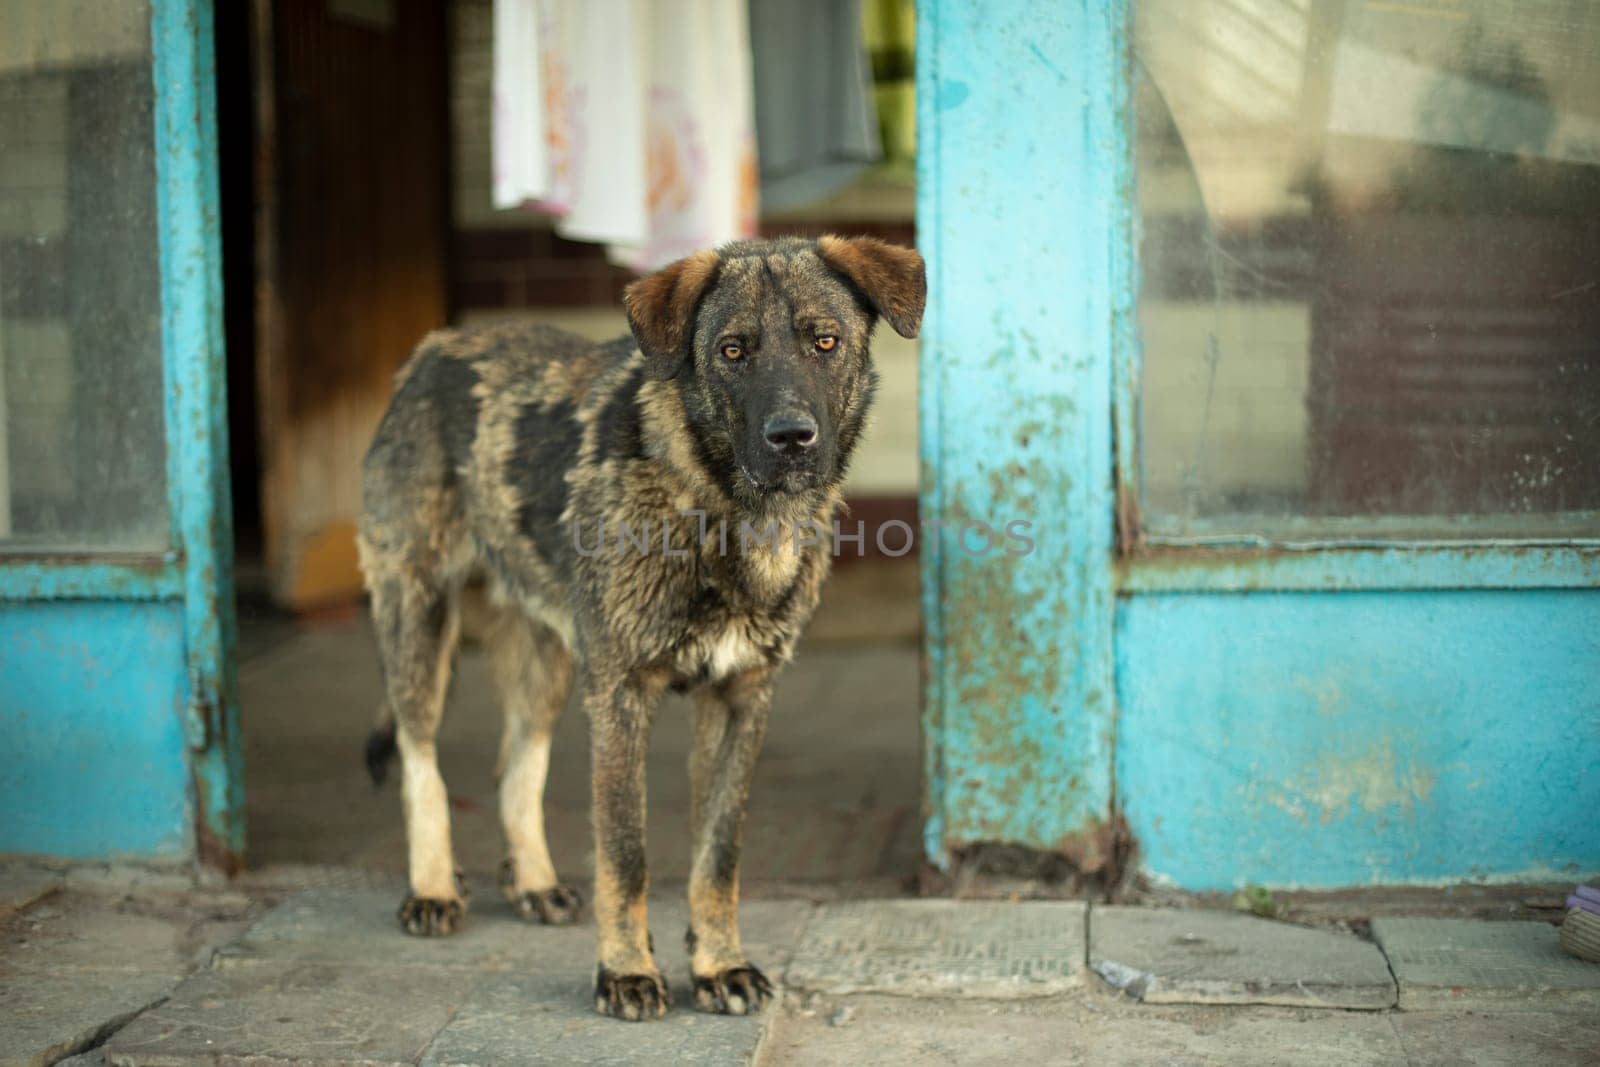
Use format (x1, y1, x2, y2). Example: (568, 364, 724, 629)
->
(0, 0, 167, 551)
(1135, 0, 1600, 541)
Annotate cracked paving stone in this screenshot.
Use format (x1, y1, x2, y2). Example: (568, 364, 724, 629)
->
(1, 971, 176, 1067)
(785, 900, 1087, 998)
(106, 889, 810, 1065)
(1089, 906, 1395, 1009)
(1372, 918, 1600, 1012)
(1, 895, 198, 1067)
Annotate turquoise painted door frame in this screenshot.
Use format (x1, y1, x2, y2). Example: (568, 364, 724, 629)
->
(917, 0, 1131, 874)
(0, 0, 242, 868)
(918, 0, 1600, 888)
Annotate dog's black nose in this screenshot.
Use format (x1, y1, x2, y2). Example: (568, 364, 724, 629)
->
(763, 412, 819, 453)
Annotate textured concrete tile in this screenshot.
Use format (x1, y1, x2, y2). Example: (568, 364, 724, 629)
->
(0, 895, 197, 1067)
(1392, 1011, 1600, 1066)
(154, 892, 807, 1065)
(0, 971, 175, 1067)
(2, 902, 190, 976)
(785, 900, 1086, 998)
(1089, 907, 1395, 1009)
(1372, 918, 1600, 1012)
(215, 888, 539, 971)
(759, 995, 1404, 1067)
(218, 891, 807, 981)
(0, 865, 61, 921)
(104, 960, 478, 1067)
(423, 899, 804, 1065)
(422, 971, 773, 1067)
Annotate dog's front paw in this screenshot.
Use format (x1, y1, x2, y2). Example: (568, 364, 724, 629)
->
(512, 884, 585, 925)
(594, 966, 672, 1021)
(397, 894, 466, 936)
(692, 964, 773, 1015)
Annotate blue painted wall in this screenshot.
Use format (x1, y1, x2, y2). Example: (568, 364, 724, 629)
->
(1117, 590, 1600, 888)
(0, 601, 192, 859)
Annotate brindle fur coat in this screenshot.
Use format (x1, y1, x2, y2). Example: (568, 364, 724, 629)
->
(357, 236, 925, 1020)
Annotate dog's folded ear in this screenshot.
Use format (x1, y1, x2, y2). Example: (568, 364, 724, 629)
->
(624, 249, 722, 380)
(816, 235, 927, 339)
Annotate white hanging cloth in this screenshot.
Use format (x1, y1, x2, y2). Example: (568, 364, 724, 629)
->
(491, 0, 758, 272)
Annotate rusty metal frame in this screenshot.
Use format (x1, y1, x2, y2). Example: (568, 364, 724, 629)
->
(0, 0, 242, 869)
(918, 0, 1129, 876)
(153, 0, 245, 870)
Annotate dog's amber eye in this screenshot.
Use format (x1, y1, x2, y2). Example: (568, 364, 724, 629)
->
(815, 335, 838, 352)
(721, 343, 743, 361)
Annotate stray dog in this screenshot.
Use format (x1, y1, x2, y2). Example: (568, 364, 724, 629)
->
(357, 236, 924, 1020)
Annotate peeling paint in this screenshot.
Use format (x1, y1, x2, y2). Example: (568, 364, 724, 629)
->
(1255, 737, 1438, 826)
(918, 0, 1125, 868)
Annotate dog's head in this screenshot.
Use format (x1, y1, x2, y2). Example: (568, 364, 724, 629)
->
(625, 236, 925, 504)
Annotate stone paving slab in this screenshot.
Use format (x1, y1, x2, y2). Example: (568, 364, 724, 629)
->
(1089, 907, 1396, 1009)
(422, 896, 805, 1066)
(422, 971, 772, 1067)
(214, 888, 533, 972)
(1, 894, 198, 1067)
(4, 902, 192, 976)
(2, 970, 176, 1067)
(785, 900, 1086, 998)
(1391, 1010, 1600, 1066)
(1372, 918, 1600, 1012)
(760, 994, 1406, 1066)
(107, 889, 808, 1066)
(105, 959, 480, 1067)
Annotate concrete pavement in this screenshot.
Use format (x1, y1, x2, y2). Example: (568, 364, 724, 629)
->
(6, 868, 1599, 1066)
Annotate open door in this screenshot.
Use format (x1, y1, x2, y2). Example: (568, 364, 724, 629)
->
(252, 0, 449, 610)
(0, 0, 242, 870)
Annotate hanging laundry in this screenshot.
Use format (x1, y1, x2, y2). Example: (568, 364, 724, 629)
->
(748, 0, 882, 213)
(491, 0, 757, 272)
(490, 0, 547, 212)
(608, 0, 757, 270)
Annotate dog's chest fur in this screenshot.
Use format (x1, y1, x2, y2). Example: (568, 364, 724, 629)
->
(400, 322, 832, 682)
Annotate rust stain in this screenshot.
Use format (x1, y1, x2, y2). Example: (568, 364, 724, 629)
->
(1114, 479, 1142, 558)
(1052, 809, 1136, 890)
(191, 765, 244, 878)
(924, 810, 1138, 901)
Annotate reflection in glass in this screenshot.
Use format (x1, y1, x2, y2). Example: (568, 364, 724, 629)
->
(1137, 0, 1600, 540)
(0, 2, 167, 550)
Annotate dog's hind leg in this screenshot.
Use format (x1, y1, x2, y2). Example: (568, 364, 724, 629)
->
(371, 569, 466, 936)
(487, 609, 582, 924)
(684, 667, 776, 1014)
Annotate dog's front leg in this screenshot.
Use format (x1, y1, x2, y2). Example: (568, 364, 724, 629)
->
(588, 669, 672, 1020)
(686, 667, 775, 1014)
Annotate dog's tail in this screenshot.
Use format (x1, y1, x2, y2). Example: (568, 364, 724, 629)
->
(364, 708, 398, 787)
